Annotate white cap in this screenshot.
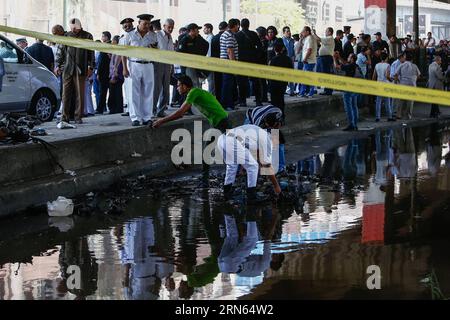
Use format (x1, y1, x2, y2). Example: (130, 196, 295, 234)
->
(69, 18, 82, 29)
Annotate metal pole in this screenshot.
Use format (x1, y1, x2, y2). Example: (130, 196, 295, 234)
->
(413, 0, 419, 44)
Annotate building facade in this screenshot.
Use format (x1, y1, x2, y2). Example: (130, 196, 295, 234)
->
(0, 0, 240, 41)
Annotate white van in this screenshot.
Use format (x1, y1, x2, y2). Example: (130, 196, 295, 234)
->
(0, 34, 60, 122)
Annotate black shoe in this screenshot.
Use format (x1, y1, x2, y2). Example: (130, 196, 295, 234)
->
(224, 184, 234, 201)
(122, 112, 130, 117)
(142, 120, 153, 126)
(95, 111, 103, 115)
(375, 118, 380, 122)
(388, 118, 395, 122)
(157, 112, 167, 118)
(132, 121, 140, 127)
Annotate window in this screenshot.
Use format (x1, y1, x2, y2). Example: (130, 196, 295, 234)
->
(322, 2, 330, 23)
(0, 40, 18, 63)
(336, 6, 342, 22)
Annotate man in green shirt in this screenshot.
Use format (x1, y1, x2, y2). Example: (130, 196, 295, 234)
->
(152, 75, 232, 133)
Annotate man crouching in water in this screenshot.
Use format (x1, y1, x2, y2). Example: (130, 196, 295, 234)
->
(217, 124, 282, 204)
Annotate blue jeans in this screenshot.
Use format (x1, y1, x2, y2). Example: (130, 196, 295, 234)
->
(299, 63, 316, 96)
(221, 73, 236, 110)
(376, 96, 392, 119)
(343, 92, 359, 128)
(296, 61, 304, 92)
(93, 76, 100, 108)
(316, 56, 334, 95)
(427, 48, 435, 65)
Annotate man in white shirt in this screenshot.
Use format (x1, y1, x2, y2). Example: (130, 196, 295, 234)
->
(299, 26, 318, 98)
(389, 53, 406, 120)
(154, 18, 175, 118)
(424, 32, 436, 65)
(203, 23, 215, 94)
(313, 27, 335, 95)
(118, 18, 135, 117)
(217, 124, 281, 203)
(122, 14, 158, 126)
(395, 52, 421, 119)
(372, 52, 392, 121)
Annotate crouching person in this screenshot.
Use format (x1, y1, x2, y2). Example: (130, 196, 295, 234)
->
(217, 124, 282, 204)
(245, 105, 286, 173)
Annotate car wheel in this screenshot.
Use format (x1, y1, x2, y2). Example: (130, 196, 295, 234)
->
(30, 90, 56, 122)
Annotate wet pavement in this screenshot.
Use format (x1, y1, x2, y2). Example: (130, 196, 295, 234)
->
(0, 122, 449, 300)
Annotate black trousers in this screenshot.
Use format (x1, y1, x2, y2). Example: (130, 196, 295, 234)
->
(237, 76, 263, 105)
(270, 82, 286, 114)
(97, 79, 110, 113)
(214, 72, 223, 103)
(430, 104, 440, 117)
(108, 81, 124, 114)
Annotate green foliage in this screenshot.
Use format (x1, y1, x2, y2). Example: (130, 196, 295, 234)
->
(241, 0, 305, 33)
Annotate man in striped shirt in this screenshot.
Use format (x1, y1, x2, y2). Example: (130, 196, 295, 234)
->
(220, 18, 240, 111)
(245, 105, 286, 173)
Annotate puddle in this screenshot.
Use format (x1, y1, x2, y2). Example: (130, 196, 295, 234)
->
(0, 123, 449, 300)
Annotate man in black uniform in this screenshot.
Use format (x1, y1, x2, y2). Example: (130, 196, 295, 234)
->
(178, 23, 209, 88)
(235, 18, 263, 107)
(372, 32, 389, 54)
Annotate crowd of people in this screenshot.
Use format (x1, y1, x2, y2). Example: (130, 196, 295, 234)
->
(17, 16, 450, 129)
(5, 15, 449, 204)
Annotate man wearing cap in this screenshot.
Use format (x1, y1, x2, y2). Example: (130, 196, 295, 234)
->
(117, 18, 135, 117)
(122, 14, 158, 126)
(16, 38, 28, 50)
(154, 18, 175, 118)
(372, 32, 389, 55)
(56, 18, 94, 124)
(178, 23, 209, 88)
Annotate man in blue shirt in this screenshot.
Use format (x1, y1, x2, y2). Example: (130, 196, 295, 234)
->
(282, 26, 296, 96)
(25, 39, 54, 71)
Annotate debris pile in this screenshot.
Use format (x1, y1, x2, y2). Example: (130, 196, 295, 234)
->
(0, 113, 45, 145)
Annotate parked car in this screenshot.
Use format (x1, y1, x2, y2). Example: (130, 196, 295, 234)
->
(0, 34, 60, 122)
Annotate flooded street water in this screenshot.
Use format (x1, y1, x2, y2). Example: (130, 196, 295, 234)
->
(1, 123, 449, 300)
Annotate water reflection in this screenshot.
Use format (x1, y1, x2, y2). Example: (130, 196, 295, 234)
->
(0, 124, 449, 300)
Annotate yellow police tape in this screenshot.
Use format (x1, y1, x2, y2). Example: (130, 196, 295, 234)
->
(1, 24, 449, 106)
